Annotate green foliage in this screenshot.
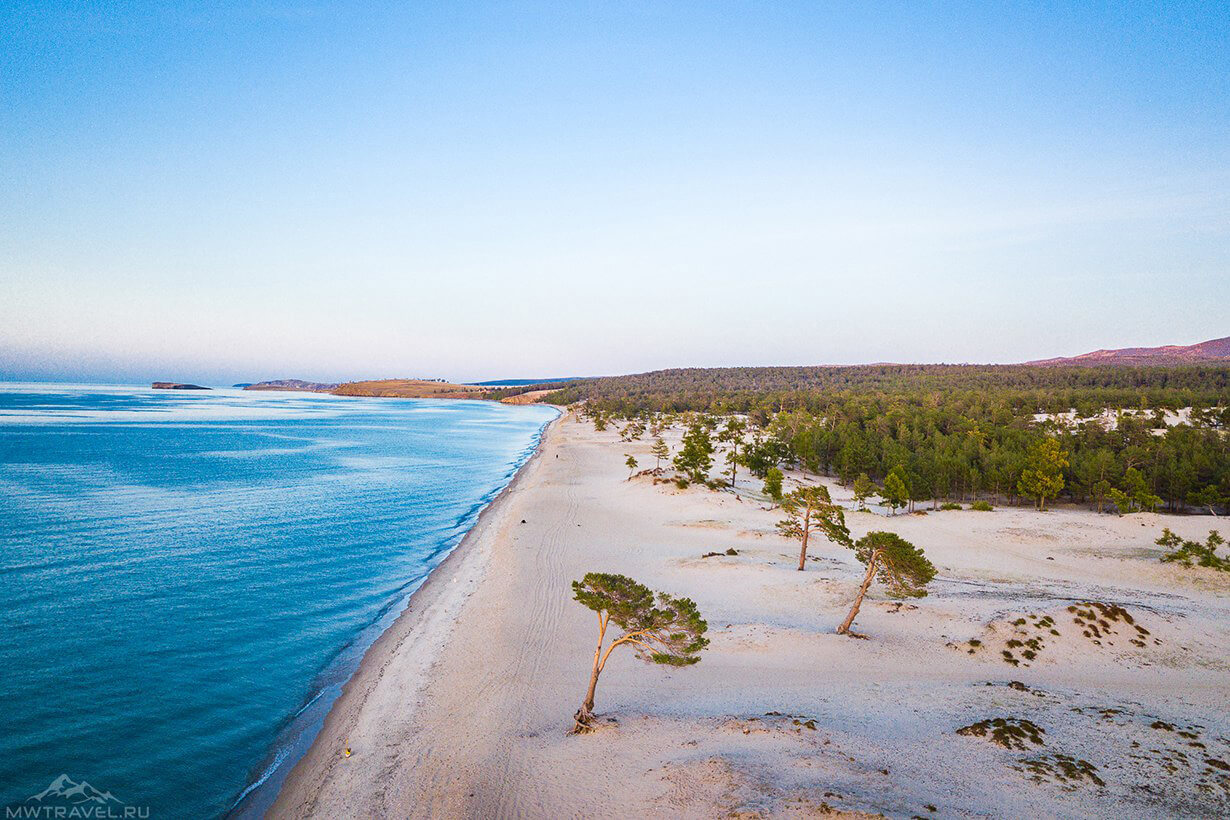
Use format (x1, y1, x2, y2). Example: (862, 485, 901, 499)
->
(546, 364, 1230, 416)
(742, 434, 790, 478)
(1157, 528, 1228, 571)
(1091, 479, 1112, 512)
(852, 472, 875, 510)
(853, 531, 937, 598)
(1187, 485, 1225, 515)
(673, 421, 714, 482)
(619, 419, 645, 441)
(1108, 467, 1164, 514)
(971, 500, 994, 511)
(1017, 437, 1068, 510)
(547, 364, 1230, 513)
(624, 454, 638, 477)
(778, 485, 852, 547)
(571, 573, 710, 663)
(881, 468, 909, 514)
(717, 417, 747, 487)
(650, 437, 670, 469)
(763, 467, 784, 502)
(941, 502, 962, 510)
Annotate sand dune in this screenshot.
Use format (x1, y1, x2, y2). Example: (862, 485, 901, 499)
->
(273, 411, 1230, 818)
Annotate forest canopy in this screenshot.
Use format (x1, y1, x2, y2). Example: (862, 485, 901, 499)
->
(544, 364, 1230, 514)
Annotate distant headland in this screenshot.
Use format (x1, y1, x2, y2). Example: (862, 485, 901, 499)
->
(244, 379, 340, 393)
(151, 382, 210, 390)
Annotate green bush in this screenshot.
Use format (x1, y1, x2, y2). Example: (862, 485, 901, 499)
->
(971, 500, 994, 511)
(674, 477, 690, 489)
(941, 502, 963, 511)
(763, 467, 784, 502)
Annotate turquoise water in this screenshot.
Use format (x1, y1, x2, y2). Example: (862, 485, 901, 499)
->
(0, 384, 557, 818)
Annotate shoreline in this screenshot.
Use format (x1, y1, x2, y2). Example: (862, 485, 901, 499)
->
(268, 408, 562, 817)
(264, 412, 1228, 818)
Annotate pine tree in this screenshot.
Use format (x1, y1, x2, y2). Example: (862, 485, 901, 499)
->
(1157, 528, 1226, 570)
(717, 417, 748, 487)
(852, 473, 875, 510)
(673, 422, 714, 483)
(777, 485, 852, 571)
(624, 454, 638, 479)
(1017, 437, 1068, 511)
(837, 532, 935, 634)
(570, 573, 709, 732)
(763, 467, 784, 503)
(881, 469, 908, 515)
(650, 437, 670, 470)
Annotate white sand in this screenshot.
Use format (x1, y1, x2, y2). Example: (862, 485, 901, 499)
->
(272, 411, 1230, 818)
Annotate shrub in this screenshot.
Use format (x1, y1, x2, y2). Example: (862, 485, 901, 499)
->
(674, 477, 690, 489)
(763, 467, 784, 502)
(941, 502, 962, 511)
(1157, 529, 1227, 570)
(971, 500, 994, 511)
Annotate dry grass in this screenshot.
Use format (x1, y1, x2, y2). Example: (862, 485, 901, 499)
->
(332, 379, 488, 399)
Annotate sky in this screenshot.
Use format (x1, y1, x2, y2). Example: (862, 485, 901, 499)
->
(1, 1, 1227, 384)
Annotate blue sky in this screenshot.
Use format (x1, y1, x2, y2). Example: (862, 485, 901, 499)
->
(2, 1, 1226, 383)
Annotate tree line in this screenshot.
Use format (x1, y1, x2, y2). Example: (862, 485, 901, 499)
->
(567, 364, 1230, 514)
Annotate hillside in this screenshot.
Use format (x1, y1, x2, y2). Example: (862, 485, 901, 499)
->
(1027, 336, 1230, 366)
(541, 363, 1230, 414)
(332, 379, 488, 399)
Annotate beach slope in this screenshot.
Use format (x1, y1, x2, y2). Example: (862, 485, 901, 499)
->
(273, 413, 1230, 818)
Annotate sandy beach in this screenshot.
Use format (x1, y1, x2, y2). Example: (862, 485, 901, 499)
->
(272, 410, 1230, 818)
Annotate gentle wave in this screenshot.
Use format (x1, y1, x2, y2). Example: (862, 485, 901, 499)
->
(0, 384, 556, 818)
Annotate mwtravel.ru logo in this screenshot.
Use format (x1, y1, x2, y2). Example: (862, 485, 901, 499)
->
(6, 775, 149, 819)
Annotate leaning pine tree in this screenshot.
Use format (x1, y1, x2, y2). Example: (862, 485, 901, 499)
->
(777, 485, 852, 571)
(570, 573, 709, 733)
(837, 531, 936, 635)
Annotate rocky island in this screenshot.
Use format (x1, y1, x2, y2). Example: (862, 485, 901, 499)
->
(151, 382, 210, 390)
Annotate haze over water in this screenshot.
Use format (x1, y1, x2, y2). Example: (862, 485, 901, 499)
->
(0, 384, 556, 817)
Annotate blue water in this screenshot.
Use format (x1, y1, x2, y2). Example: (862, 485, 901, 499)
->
(0, 384, 557, 818)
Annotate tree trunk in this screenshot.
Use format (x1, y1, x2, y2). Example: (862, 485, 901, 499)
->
(796, 505, 811, 571)
(572, 617, 606, 733)
(837, 552, 879, 634)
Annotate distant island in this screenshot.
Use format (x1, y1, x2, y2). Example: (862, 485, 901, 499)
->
(243, 379, 340, 393)
(151, 382, 209, 390)
(241, 378, 486, 398)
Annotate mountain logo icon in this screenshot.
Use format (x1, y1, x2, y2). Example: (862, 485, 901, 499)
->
(27, 774, 124, 805)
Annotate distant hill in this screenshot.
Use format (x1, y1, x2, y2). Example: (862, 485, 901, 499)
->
(244, 379, 340, 393)
(152, 382, 209, 390)
(332, 379, 487, 399)
(469, 377, 584, 386)
(1026, 336, 1230, 366)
